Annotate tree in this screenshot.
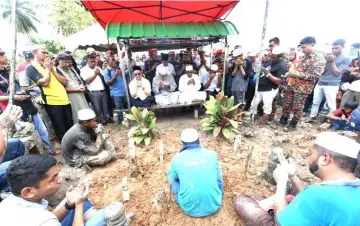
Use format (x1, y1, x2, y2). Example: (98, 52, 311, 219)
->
(50, 0, 95, 37)
(30, 38, 65, 56)
(0, 0, 40, 36)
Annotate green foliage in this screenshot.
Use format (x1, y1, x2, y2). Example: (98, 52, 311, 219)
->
(50, 0, 95, 37)
(0, 0, 40, 36)
(201, 93, 239, 142)
(126, 107, 156, 146)
(29, 38, 64, 56)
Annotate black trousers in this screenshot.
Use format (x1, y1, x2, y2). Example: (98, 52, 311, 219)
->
(88, 91, 111, 124)
(130, 96, 155, 108)
(244, 82, 256, 111)
(45, 104, 73, 141)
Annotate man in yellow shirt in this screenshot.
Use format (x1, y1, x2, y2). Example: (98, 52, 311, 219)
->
(25, 46, 72, 141)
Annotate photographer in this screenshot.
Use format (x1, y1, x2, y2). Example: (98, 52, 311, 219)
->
(0, 52, 55, 155)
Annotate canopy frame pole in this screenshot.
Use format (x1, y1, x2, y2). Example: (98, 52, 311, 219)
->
(222, 37, 228, 91)
(209, 42, 213, 68)
(116, 41, 131, 112)
(9, 0, 18, 105)
(252, 0, 270, 122)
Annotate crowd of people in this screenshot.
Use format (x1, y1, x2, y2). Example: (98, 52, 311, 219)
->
(0, 34, 360, 225)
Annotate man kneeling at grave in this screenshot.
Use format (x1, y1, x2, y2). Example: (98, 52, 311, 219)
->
(61, 109, 115, 168)
(233, 132, 360, 226)
(0, 155, 107, 225)
(167, 128, 224, 217)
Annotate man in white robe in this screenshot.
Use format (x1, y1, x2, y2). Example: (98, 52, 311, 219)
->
(179, 65, 207, 104)
(152, 66, 179, 106)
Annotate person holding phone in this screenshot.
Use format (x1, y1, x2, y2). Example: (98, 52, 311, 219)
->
(249, 46, 286, 122)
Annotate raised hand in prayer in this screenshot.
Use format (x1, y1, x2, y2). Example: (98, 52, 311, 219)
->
(273, 164, 289, 185)
(66, 183, 90, 206)
(0, 105, 23, 129)
(95, 123, 105, 134)
(43, 57, 53, 70)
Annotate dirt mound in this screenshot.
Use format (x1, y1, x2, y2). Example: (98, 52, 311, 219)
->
(87, 115, 319, 225)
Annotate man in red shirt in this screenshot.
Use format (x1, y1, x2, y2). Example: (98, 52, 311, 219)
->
(17, 52, 33, 73)
(326, 100, 358, 130)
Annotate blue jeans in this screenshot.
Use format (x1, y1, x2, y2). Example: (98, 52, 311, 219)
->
(0, 138, 25, 192)
(32, 113, 52, 154)
(61, 200, 107, 226)
(112, 96, 127, 122)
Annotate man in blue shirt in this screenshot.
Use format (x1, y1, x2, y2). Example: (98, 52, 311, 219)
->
(234, 132, 360, 226)
(167, 128, 223, 217)
(103, 55, 127, 124)
(307, 39, 352, 122)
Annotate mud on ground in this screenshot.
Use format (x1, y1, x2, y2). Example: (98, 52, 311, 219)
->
(87, 112, 320, 226)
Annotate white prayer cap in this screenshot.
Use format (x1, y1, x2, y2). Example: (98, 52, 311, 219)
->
(272, 46, 283, 55)
(198, 46, 205, 52)
(86, 47, 95, 53)
(210, 64, 218, 71)
(186, 65, 193, 71)
(248, 52, 256, 57)
(315, 132, 360, 159)
(181, 128, 199, 143)
(232, 48, 243, 57)
(158, 66, 168, 75)
(78, 109, 96, 121)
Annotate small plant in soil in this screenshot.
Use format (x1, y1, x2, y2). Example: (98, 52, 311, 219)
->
(201, 92, 239, 143)
(125, 106, 156, 146)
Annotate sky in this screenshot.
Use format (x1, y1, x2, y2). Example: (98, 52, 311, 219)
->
(1, 0, 360, 54)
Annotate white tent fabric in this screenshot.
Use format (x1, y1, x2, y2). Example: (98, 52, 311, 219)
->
(63, 23, 110, 51)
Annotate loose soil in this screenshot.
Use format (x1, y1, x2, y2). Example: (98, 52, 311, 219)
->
(87, 112, 320, 226)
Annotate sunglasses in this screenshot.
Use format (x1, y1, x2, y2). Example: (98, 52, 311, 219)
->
(134, 73, 142, 75)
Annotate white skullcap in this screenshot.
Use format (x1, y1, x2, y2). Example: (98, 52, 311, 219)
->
(248, 52, 256, 57)
(186, 65, 193, 71)
(78, 109, 96, 121)
(315, 132, 360, 159)
(181, 128, 199, 143)
(232, 48, 243, 57)
(272, 46, 283, 55)
(341, 82, 351, 91)
(158, 66, 168, 75)
(86, 47, 95, 53)
(210, 64, 218, 71)
(198, 46, 205, 52)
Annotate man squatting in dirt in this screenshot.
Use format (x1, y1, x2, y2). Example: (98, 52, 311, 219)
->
(61, 109, 115, 168)
(234, 132, 360, 226)
(167, 128, 224, 217)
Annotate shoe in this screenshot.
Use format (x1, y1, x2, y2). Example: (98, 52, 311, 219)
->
(304, 117, 316, 123)
(284, 119, 298, 132)
(107, 119, 114, 124)
(279, 116, 288, 126)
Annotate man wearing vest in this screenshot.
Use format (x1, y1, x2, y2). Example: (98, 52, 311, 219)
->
(25, 46, 72, 141)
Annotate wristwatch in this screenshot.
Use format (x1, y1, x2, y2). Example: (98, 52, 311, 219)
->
(64, 201, 75, 210)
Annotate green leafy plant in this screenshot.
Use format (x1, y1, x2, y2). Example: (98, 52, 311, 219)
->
(125, 106, 156, 146)
(201, 92, 240, 142)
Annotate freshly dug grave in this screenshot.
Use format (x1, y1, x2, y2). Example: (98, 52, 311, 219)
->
(87, 113, 320, 226)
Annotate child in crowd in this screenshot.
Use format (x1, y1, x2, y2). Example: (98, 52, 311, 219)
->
(321, 101, 358, 131)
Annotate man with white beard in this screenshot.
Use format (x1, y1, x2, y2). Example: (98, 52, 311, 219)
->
(178, 65, 206, 104)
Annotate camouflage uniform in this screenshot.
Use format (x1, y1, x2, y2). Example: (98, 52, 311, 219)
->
(280, 51, 326, 128)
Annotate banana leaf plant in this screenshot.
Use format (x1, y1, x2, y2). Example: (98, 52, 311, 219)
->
(201, 92, 240, 142)
(125, 106, 156, 146)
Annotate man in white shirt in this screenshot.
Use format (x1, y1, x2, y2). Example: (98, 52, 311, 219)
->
(129, 69, 155, 108)
(179, 65, 206, 104)
(202, 64, 222, 99)
(155, 54, 176, 78)
(0, 155, 107, 226)
(80, 54, 111, 125)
